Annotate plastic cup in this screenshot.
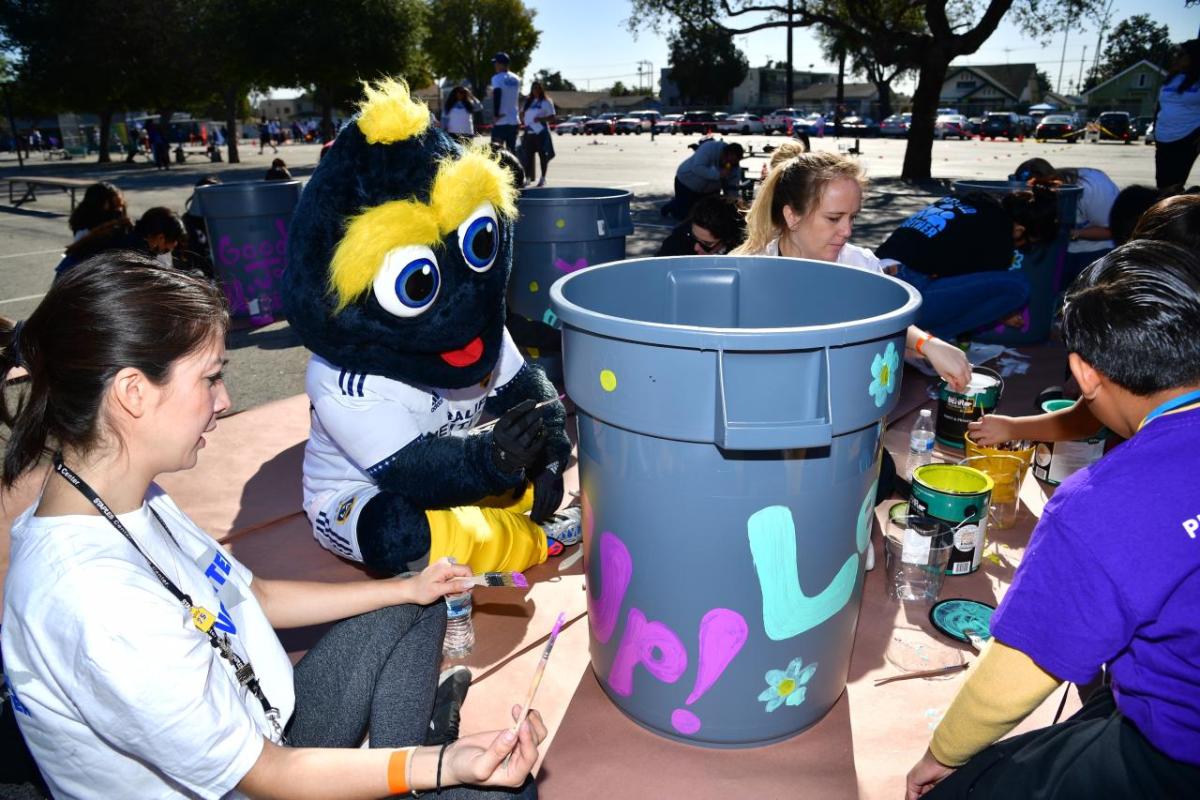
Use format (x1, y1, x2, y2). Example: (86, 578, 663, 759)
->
(883, 511, 952, 603)
(958, 454, 1024, 529)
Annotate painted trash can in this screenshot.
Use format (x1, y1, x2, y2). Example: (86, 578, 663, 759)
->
(550, 255, 920, 746)
(951, 180, 1081, 346)
(193, 180, 302, 327)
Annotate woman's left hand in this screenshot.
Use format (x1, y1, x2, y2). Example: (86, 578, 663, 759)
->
(403, 557, 474, 605)
(905, 748, 956, 800)
(923, 338, 972, 392)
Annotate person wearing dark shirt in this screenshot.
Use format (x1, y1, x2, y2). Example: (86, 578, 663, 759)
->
(656, 195, 747, 256)
(876, 188, 1058, 340)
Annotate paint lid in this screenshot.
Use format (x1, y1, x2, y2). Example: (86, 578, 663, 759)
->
(964, 372, 1000, 394)
(929, 598, 995, 643)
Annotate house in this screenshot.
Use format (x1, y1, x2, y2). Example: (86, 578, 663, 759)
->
(660, 65, 834, 111)
(940, 63, 1040, 116)
(1082, 60, 1167, 117)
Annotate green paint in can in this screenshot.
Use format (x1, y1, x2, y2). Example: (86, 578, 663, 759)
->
(909, 464, 994, 576)
(935, 367, 1004, 449)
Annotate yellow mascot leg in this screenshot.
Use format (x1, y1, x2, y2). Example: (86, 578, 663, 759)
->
(426, 485, 546, 573)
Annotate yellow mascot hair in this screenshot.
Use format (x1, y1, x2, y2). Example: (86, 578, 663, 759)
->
(356, 77, 430, 144)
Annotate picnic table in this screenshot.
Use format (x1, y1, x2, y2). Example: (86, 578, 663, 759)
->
(5, 175, 93, 212)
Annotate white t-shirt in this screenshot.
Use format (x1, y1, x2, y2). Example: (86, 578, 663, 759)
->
(490, 71, 522, 127)
(302, 329, 527, 511)
(443, 102, 476, 136)
(2, 487, 294, 800)
(1070, 167, 1119, 253)
(760, 238, 885, 273)
(523, 98, 555, 134)
(1156, 74, 1200, 143)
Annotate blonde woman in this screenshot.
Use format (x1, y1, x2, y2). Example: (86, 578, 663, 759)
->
(734, 151, 971, 389)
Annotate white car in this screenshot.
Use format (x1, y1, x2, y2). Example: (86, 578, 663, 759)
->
(554, 115, 589, 135)
(935, 114, 970, 140)
(764, 107, 806, 133)
(717, 113, 766, 134)
(615, 110, 659, 134)
(653, 113, 682, 134)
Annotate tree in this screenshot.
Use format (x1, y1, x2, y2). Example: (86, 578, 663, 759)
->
(1036, 69, 1052, 97)
(534, 69, 577, 92)
(426, 0, 539, 98)
(1084, 14, 1174, 89)
(609, 81, 635, 97)
(628, 0, 1101, 180)
(274, 0, 432, 141)
(815, 2, 924, 123)
(667, 23, 749, 106)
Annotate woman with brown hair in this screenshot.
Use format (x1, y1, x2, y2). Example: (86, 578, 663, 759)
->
(520, 82, 556, 187)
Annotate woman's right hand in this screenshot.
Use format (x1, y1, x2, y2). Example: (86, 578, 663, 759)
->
(967, 414, 1015, 446)
(444, 707, 547, 788)
(923, 338, 972, 392)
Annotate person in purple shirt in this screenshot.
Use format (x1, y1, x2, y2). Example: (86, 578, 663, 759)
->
(906, 239, 1200, 799)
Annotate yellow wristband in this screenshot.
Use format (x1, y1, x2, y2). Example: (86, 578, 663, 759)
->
(387, 747, 414, 795)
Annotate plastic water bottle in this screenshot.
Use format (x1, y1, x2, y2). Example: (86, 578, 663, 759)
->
(906, 409, 936, 481)
(443, 592, 475, 659)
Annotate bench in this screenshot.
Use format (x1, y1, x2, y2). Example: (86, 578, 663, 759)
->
(5, 175, 93, 212)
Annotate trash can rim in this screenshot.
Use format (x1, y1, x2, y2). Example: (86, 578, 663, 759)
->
(516, 186, 633, 204)
(549, 254, 921, 350)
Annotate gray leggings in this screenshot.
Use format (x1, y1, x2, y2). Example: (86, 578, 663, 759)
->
(287, 603, 536, 799)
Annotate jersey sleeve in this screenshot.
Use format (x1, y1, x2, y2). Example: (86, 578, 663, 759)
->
(61, 563, 265, 797)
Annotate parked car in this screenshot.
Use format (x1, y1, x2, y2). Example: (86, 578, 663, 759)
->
(615, 110, 659, 134)
(1145, 120, 1156, 145)
(583, 112, 622, 135)
(678, 111, 720, 135)
(1018, 115, 1036, 135)
(967, 116, 985, 135)
(981, 111, 1021, 140)
(654, 113, 682, 134)
(717, 113, 766, 134)
(1132, 115, 1154, 138)
(764, 107, 807, 133)
(554, 115, 589, 135)
(1034, 114, 1079, 142)
(880, 113, 912, 137)
(935, 114, 970, 140)
(838, 115, 879, 137)
(1097, 111, 1133, 143)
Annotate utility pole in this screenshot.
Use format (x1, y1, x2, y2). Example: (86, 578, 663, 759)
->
(1076, 46, 1088, 95)
(785, 0, 794, 106)
(1056, 11, 1072, 95)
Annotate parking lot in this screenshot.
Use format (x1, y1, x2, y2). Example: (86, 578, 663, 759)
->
(0, 130, 1175, 412)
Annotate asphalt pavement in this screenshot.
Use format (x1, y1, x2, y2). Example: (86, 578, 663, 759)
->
(0, 131, 1176, 413)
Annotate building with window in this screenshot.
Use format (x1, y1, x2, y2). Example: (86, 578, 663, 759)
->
(939, 63, 1040, 116)
(1082, 60, 1167, 118)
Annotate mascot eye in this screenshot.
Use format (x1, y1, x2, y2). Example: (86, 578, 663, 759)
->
(373, 246, 441, 318)
(457, 202, 500, 273)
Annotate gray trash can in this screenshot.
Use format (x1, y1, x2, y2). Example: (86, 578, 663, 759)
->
(951, 180, 1081, 345)
(193, 180, 302, 327)
(550, 256, 920, 746)
(510, 187, 633, 328)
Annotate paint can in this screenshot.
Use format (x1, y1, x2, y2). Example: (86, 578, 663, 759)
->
(935, 367, 1004, 449)
(909, 464, 993, 576)
(1031, 399, 1107, 485)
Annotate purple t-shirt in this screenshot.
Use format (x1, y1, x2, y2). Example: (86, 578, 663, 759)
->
(992, 405, 1200, 766)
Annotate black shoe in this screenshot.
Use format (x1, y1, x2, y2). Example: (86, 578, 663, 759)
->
(426, 666, 471, 746)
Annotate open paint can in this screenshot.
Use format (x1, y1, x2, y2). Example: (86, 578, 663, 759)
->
(1032, 399, 1107, 485)
(909, 464, 994, 576)
(935, 367, 1004, 449)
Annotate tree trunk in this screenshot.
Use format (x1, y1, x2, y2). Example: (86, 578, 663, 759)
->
(224, 89, 241, 163)
(321, 101, 335, 143)
(901, 55, 950, 181)
(785, 0, 794, 106)
(97, 109, 113, 163)
(873, 78, 894, 122)
(835, 49, 846, 136)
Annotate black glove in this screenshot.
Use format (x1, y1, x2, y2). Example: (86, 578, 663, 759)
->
(489, 399, 546, 474)
(530, 460, 566, 524)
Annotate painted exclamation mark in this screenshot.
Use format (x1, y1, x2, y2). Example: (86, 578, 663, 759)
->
(670, 608, 749, 735)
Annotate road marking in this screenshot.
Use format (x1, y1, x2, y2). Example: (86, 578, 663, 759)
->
(0, 248, 62, 260)
(0, 292, 46, 305)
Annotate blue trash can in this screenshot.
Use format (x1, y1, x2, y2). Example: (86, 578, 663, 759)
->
(510, 187, 633, 328)
(951, 180, 1081, 345)
(550, 256, 920, 746)
(193, 180, 302, 327)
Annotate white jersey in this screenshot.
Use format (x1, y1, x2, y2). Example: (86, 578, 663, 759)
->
(2, 487, 294, 800)
(490, 71, 522, 126)
(301, 329, 527, 512)
(761, 238, 885, 273)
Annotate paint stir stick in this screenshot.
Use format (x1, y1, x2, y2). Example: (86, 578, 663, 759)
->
(873, 663, 969, 686)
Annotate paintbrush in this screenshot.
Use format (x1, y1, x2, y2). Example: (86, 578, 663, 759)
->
(511, 612, 567, 733)
(460, 571, 529, 588)
(474, 394, 566, 432)
(873, 663, 969, 686)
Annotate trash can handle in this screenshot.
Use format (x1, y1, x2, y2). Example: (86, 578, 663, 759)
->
(598, 200, 634, 238)
(715, 348, 834, 450)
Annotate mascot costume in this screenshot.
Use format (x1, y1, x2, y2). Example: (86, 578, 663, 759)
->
(283, 79, 575, 575)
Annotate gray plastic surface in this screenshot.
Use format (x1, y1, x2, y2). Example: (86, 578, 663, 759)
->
(952, 180, 1082, 345)
(193, 180, 303, 323)
(552, 255, 919, 746)
(510, 187, 633, 325)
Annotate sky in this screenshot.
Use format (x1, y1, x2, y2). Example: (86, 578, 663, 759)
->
(522, 0, 1200, 97)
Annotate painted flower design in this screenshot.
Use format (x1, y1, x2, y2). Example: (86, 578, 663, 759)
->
(758, 657, 818, 712)
(869, 341, 900, 407)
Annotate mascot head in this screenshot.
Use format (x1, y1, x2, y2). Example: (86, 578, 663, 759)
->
(283, 78, 519, 389)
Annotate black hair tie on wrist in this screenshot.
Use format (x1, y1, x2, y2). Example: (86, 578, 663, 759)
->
(8, 319, 25, 367)
(436, 741, 450, 794)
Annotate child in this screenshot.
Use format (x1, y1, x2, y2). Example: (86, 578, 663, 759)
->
(905, 240, 1200, 799)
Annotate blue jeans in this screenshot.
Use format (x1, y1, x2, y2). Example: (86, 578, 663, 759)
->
(895, 264, 1030, 341)
(491, 124, 518, 154)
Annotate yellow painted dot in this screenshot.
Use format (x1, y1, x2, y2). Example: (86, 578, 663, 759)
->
(599, 369, 618, 392)
(777, 678, 796, 696)
(555, 218, 566, 229)
(879, 364, 890, 387)
(529, 280, 539, 292)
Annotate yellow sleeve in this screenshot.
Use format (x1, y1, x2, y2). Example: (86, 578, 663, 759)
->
(929, 640, 1062, 767)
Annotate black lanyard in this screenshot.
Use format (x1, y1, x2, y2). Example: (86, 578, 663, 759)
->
(51, 453, 285, 741)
